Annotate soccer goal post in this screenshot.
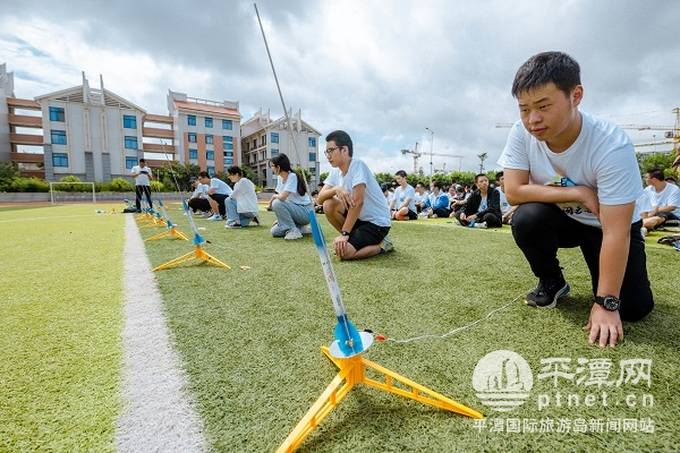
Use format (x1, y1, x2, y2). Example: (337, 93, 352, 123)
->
(49, 181, 96, 204)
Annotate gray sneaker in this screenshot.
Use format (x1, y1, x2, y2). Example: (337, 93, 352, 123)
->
(284, 228, 303, 240)
(380, 235, 394, 253)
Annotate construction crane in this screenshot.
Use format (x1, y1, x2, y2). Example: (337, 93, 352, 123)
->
(401, 142, 464, 173)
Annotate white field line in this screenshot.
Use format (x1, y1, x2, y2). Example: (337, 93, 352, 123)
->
(116, 215, 207, 453)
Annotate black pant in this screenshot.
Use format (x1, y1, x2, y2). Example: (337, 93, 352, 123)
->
(209, 193, 228, 217)
(188, 197, 211, 213)
(455, 210, 502, 228)
(135, 185, 152, 211)
(433, 207, 452, 217)
(511, 202, 654, 322)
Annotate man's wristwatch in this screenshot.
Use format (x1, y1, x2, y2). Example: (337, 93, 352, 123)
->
(595, 295, 621, 311)
(341, 230, 350, 237)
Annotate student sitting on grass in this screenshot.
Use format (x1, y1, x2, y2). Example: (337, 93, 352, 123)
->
(414, 183, 430, 213)
(496, 171, 518, 224)
(390, 170, 417, 220)
(318, 130, 392, 260)
(187, 178, 211, 215)
(268, 153, 312, 240)
(198, 171, 232, 220)
(641, 168, 680, 232)
(224, 166, 260, 228)
(428, 180, 451, 218)
(457, 173, 502, 228)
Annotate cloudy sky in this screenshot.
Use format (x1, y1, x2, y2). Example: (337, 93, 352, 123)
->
(1, 0, 679, 174)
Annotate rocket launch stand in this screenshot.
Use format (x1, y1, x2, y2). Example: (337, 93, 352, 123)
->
(152, 236, 230, 272)
(276, 333, 483, 453)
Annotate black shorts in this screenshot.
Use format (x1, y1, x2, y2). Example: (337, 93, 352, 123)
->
(407, 209, 417, 220)
(658, 212, 679, 221)
(348, 220, 390, 250)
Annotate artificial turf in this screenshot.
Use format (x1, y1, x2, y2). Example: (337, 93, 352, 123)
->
(142, 205, 680, 452)
(0, 204, 124, 452)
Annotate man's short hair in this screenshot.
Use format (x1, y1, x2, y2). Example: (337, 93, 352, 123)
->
(139, 158, 146, 163)
(198, 171, 210, 178)
(432, 180, 443, 190)
(495, 171, 504, 180)
(226, 166, 243, 176)
(647, 169, 664, 181)
(395, 170, 408, 178)
(511, 51, 581, 98)
(325, 130, 353, 157)
(475, 173, 488, 182)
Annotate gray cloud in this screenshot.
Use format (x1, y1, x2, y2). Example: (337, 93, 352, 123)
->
(1, 0, 678, 172)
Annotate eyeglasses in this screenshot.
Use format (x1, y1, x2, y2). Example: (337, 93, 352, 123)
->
(324, 146, 341, 156)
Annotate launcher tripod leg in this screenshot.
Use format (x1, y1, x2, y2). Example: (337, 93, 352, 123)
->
(276, 346, 483, 453)
(153, 246, 231, 272)
(145, 227, 189, 242)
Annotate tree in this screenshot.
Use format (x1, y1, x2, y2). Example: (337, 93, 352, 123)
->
(0, 162, 20, 191)
(319, 171, 329, 183)
(637, 152, 676, 178)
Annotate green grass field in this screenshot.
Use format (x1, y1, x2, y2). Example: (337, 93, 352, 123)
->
(1, 202, 678, 452)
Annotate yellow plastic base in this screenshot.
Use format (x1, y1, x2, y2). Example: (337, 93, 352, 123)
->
(152, 245, 231, 271)
(145, 226, 189, 242)
(277, 346, 483, 452)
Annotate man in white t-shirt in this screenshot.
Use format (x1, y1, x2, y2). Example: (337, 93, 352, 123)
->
(390, 171, 418, 220)
(198, 171, 232, 220)
(130, 158, 153, 212)
(224, 166, 260, 228)
(499, 51, 653, 348)
(641, 168, 680, 230)
(318, 130, 392, 260)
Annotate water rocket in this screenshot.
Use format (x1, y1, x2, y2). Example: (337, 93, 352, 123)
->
(182, 199, 205, 246)
(308, 211, 373, 358)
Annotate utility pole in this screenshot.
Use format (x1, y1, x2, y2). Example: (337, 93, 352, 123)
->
(477, 152, 487, 174)
(425, 127, 434, 178)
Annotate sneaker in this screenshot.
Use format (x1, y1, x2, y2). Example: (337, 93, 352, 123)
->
(253, 216, 260, 226)
(207, 214, 222, 221)
(225, 222, 241, 229)
(299, 225, 312, 235)
(525, 274, 570, 309)
(284, 228, 303, 240)
(473, 222, 487, 229)
(380, 235, 394, 253)
(201, 212, 213, 218)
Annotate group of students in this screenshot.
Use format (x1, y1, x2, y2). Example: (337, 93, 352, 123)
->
(140, 51, 680, 349)
(381, 171, 516, 228)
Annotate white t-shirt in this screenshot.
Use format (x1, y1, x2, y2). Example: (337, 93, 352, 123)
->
(498, 112, 643, 227)
(393, 184, 417, 212)
(478, 195, 488, 214)
(275, 172, 311, 205)
(498, 187, 512, 215)
(324, 159, 391, 227)
(191, 184, 209, 198)
(231, 177, 259, 213)
(131, 165, 151, 186)
(210, 178, 232, 196)
(645, 183, 680, 217)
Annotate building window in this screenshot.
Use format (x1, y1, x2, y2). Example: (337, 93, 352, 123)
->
(207, 166, 215, 176)
(188, 115, 196, 126)
(271, 132, 279, 143)
(309, 152, 316, 162)
(49, 106, 65, 122)
(271, 148, 279, 156)
(51, 130, 67, 145)
(206, 150, 214, 160)
(262, 134, 267, 145)
(189, 149, 198, 159)
(205, 117, 213, 128)
(308, 137, 317, 147)
(225, 157, 233, 165)
(222, 119, 232, 130)
(206, 134, 214, 144)
(124, 136, 138, 149)
(252, 139, 257, 148)
(309, 167, 316, 175)
(223, 136, 234, 150)
(224, 151, 233, 157)
(188, 132, 197, 143)
(125, 156, 138, 169)
(123, 114, 137, 129)
(52, 152, 69, 167)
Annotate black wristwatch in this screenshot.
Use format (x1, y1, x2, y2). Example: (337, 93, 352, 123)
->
(341, 230, 350, 237)
(595, 295, 621, 311)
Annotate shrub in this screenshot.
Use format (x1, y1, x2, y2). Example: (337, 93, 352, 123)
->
(9, 177, 49, 192)
(107, 177, 134, 192)
(0, 162, 21, 191)
(150, 180, 165, 192)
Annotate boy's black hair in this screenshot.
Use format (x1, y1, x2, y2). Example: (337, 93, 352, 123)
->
(512, 51, 581, 98)
(226, 166, 243, 176)
(395, 170, 408, 178)
(325, 130, 353, 157)
(495, 171, 504, 180)
(198, 171, 210, 178)
(475, 173, 488, 182)
(647, 169, 665, 181)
